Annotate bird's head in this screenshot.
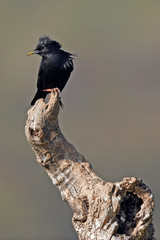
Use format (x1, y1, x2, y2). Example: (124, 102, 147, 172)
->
(27, 36, 62, 57)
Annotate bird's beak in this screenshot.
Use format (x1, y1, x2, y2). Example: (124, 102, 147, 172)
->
(27, 50, 39, 56)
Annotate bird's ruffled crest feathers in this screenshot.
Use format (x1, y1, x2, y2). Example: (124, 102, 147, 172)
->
(37, 35, 62, 50)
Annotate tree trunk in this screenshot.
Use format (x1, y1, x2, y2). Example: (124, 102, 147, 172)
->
(25, 91, 155, 240)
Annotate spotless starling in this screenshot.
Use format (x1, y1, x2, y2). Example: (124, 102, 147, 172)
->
(27, 36, 74, 106)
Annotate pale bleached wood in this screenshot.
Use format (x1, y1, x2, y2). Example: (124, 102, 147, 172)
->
(25, 91, 155, 240)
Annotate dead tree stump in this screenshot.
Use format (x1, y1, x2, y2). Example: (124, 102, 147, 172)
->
(25, 91, 155, 240)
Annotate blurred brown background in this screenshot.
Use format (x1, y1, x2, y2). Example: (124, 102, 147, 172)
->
(0, 1, 159, 239)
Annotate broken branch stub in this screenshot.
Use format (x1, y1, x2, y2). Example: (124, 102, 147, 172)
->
(25, 91, 155, 240)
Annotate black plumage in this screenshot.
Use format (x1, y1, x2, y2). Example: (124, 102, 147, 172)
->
(27, 36, 74, 105)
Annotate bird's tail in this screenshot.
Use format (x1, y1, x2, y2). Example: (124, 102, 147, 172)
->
(31, 90, 48, 105)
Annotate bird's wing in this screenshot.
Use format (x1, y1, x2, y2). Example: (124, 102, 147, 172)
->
(50, 56, 73, 92)
(62, 57, 74, 72)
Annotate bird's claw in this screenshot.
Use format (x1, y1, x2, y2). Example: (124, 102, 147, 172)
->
(59, 97, 64, 109)
(43, 88, 63, 108)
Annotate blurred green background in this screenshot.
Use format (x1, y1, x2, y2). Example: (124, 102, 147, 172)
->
(0, 0, 159, 239)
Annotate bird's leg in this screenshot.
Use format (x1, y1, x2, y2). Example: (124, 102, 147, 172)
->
(43, 88, 60, 93)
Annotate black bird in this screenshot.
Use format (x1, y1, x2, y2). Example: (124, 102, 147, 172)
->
(27, 36, 74, 106)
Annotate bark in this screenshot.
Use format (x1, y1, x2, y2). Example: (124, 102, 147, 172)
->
(25, 91, 155, 240)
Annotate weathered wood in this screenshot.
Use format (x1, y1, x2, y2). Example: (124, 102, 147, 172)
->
(25, 91, 155, 240)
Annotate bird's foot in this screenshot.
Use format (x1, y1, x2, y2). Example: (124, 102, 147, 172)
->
(43, 88, 63, 108)
(43, 88, 60, 93)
